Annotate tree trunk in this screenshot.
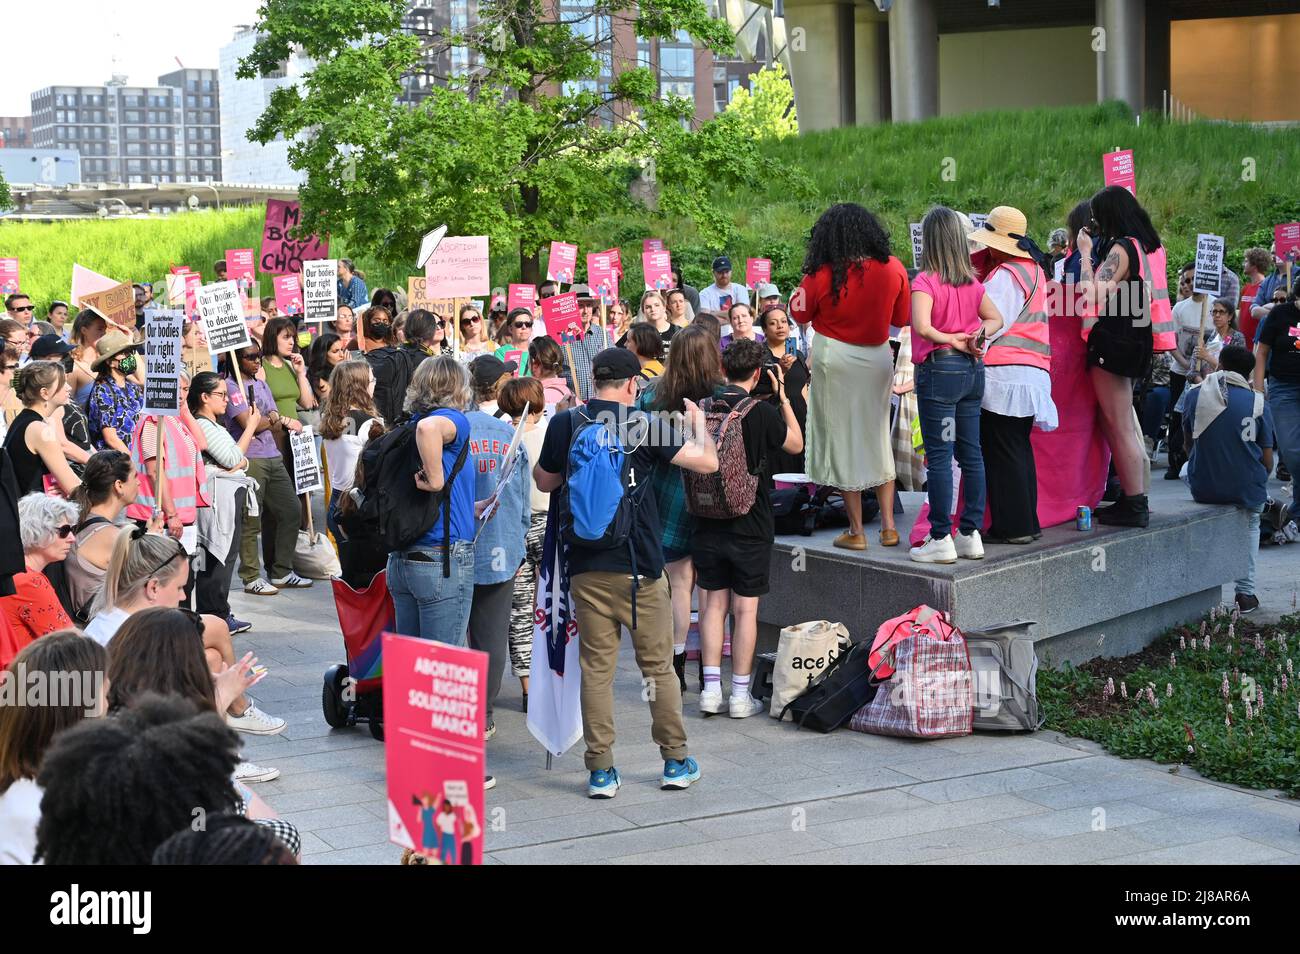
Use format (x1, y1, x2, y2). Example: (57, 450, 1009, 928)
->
(519, 180, 541, 285)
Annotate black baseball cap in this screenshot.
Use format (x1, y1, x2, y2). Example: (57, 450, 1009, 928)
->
(469, 354, 517, 387)
(30, 334, 75, 359)
(592, 347, 641, 382)
(712, 256, 732, 272)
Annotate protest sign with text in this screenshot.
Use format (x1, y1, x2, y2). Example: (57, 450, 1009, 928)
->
(1275, 223, 1300, 262)
(547, 242, 578, 284)
(643, 249, 673, 291)
(1193, 234, 1225, 296)
(142, 308, 185, 417)
(425, 235, 490, 297)
(384, 634, 487, 865)
(910, 223, 924, 269)
(184, 273, 203, 318)
(1103, 149, 1136, 195)
(643, 238, 665, 253)
(273, 274, 304, 317)
(196, 281, 251, 354)
(0, 258, 18, 295)
(260, 199, 328, 275)
(507, 283, 536, 314)
(225, 249, 255, 285)
(598, 247, 623, 278)
(81, 281, 135, 331)
(291, 426, 324, 495)
(302, 259, 338, 323)
(745, 258, 771, 288)
(541, 292, 583, 343)
(586, 251, 618, 303)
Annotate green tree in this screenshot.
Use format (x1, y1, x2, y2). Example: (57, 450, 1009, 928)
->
(721, 63, 797, 139)
(0, 167, 10, 212)
(241, 0, 800, 282)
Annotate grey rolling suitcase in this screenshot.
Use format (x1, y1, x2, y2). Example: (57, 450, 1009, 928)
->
(965, 620, 1044, 731)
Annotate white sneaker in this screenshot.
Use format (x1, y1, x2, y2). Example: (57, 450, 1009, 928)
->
(243, 578, 280, 596)
(699, 684, 725, 715)
(227, 704, 287, 736)
(234, 761, 280, 783)
(953, 529, 985, 560)
(728, 693, 764, 719)
(270, 571, 313, 588)
(909, 535, 958, 564)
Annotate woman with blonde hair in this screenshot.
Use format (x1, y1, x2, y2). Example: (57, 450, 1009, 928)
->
(458, 303, 494, 357)
(636, 289, 676, 347)
(2, 361, 81, 496)
(387, 356, 477, 646)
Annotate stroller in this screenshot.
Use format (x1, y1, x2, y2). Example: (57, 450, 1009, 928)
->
(322, 570, 392, 741)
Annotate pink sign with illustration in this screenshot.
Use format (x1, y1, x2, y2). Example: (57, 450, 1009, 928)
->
(1274, 223, 1300, 263)
(598, 247, 623, 278)
(643, 238, 665, 253)
(184, 273, 203, 318)
(586, 251, 619, 303)
(746, 258, 772, 287)
(507, 283, 536, 314)
(1103, 149, 1136, 195)
(542, 292, 583, 343)
(547, 242, 578, 284)
(0, 258, 19, 295)
(642, 249, 673, 291)
(384, 634, 487, 865)
(273, 274, 304, 316)
(226, 248, 255, 285)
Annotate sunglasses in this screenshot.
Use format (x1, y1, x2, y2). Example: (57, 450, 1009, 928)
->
(54, 524, 75, 539)
(461, 315, 482, 325)
(11, 305, 33, 313)
(242, 351, 263, 360)
(513, 321, 533, 329)
(434, 319, 446, 329)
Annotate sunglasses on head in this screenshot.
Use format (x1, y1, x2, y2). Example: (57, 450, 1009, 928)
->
(130, 525, 186, 579)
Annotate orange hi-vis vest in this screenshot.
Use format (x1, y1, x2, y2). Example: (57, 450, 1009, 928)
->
(984, 259, 1051, 372)
(126, 415, 210, 524)
(1080, 237, 1175, 352)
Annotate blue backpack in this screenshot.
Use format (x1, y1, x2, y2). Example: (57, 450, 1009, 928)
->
(557, 407, 652, 626)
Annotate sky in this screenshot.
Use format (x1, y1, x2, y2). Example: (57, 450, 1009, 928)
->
(1, 0, 265, 115)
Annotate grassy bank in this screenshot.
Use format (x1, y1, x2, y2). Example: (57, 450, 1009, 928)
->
(4, 103, 1299, 310)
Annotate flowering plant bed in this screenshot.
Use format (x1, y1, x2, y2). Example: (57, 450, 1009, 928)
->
(1039, 609, 1300, 797)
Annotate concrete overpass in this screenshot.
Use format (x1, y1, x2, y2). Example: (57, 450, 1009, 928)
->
(772, 0, 1300, 131)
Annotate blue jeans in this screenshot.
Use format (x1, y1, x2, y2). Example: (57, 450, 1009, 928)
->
(1268, 381, 1300, 521)
(1236, 505, 1263, 597)
(386, 541, 474, 646)
(916, 353, 986, 539)
(1140, 385, 1170, 441)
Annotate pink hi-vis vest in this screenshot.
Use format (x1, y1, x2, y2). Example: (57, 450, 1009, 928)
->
(1080, 238, 1175, 352)
(984, 259, 1050, 372)
(127, 415, 210, 524)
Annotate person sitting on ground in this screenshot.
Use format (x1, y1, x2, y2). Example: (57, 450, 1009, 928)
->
(2, 361, 81, 496)
(66, 451, 145, 625)
(625, 323, 665, 388)
(693, 339, 803, 718)
(35, 692, 266, 865)
(533, 347, 719, 798)
(0, 632, 107, 864)
(1182, 345, 1273, 615)
(0, 494, 79, 667)
(152, 812, 299, 865)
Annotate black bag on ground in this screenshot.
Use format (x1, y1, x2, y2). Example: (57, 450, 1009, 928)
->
(772, 485, 814, 536)
(778, 639, 881, 733)
(358, 419, 470, 564)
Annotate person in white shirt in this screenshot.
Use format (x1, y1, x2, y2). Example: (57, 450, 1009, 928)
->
(697, 255, 750, 316)
(1167, 262, 1212, 477)
(970, 207, 1058, 544)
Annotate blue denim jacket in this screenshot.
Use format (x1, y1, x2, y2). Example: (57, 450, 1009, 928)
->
(466, 409, 531, 584)
(337, 275, 369, 311)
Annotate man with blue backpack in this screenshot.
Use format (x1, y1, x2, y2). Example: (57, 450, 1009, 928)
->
(534, 348, 719, 799)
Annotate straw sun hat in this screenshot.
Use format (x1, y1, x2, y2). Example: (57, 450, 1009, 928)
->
(90, 331, 139, 372)
(968, 206, 1036, 260)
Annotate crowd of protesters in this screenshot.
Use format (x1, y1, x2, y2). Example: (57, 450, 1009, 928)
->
(0, 183, 1296, 860)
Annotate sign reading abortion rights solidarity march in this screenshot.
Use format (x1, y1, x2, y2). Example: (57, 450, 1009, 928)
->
(260, 199, 329, 275)
(1103, 149, 1137, 195)
(142, 309, 185, 416)
(0, 258, 18, 294)
(547, 241, 578, 283)
(1193, 234, 1225, 296)
(384, 634, 487, 865)
(541, 292, 582, 343)
(273, 274, 303, 316)
(643, 249, 672, 290)
(746, 258, 771, 287)
(586, 251, 618, 303)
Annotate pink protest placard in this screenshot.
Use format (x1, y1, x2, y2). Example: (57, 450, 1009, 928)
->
(502, 349, 524, 375)
(598, 247, 623, 278)
(1103, 149, 1136, 195)
(383, 633, 487, 865)
(260, 199, 329, 275)
(547, 242, 578, 284)
(184, 273, 203, 318)
(507, 283, 537, 314)
(273, 274, 303, 316)
(746, 258, 772, 287)
(425, 235, 490, 298)
(0, 258, 18, 295)
(643, 238, 665, 253)
(225, 249, 255, 285)
(541, 292, 583, 343)
(1274, 223, 1300, 262)
(170, 264, 192, 276)
(586, 251, 619, 303)
(643, 249, 673, 291)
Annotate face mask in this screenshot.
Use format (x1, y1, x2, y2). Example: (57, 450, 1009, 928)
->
(118, 354, 138, 375)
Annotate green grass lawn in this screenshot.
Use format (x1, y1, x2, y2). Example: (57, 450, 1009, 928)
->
(4, 102, 1298, 311)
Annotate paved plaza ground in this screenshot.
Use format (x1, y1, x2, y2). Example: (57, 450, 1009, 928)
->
(230, 476, 1300, 865)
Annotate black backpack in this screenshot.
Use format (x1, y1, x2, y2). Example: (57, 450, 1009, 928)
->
(358, 417, 470, 571)
(777, 639, 882, 733)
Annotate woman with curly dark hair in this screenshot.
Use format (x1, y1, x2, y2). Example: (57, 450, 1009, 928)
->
(791, 203, 911, 549)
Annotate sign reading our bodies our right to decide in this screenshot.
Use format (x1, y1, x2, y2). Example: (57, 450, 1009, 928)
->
(290, 426, 324, 495)
(1193, 233, 1225, 296)
(142, 309, 185, 417)
(196, 281, 252, 354)
(302, 259, 338, 323)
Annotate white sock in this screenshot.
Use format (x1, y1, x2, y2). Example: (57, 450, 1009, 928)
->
(702, 666, 721, 689)
(731, 673, 751, 697)
(673, 643, 686, 656)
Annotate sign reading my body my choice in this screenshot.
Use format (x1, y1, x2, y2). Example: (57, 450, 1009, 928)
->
(260, 199, 330, 275)
(142, 308, 185, 416)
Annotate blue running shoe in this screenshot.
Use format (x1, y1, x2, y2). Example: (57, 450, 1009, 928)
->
(588, 767, 621, 799)
(661, 756, 701, 790)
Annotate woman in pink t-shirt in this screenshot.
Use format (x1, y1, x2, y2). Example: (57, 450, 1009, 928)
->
(910, 207, 1005, 564)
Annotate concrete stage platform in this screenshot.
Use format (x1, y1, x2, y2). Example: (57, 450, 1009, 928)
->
(760, 490, 1250, 665)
